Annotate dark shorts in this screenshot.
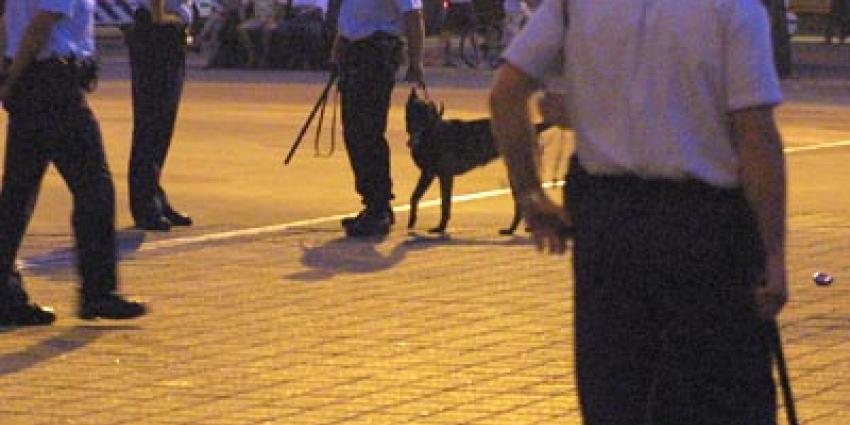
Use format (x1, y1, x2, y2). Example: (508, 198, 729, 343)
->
(442, 3, 476, 33)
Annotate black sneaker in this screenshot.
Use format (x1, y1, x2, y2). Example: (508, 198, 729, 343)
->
(0, 302, 56, 326)
(79, 294, 147, 320)
(342, 207, 394, 238)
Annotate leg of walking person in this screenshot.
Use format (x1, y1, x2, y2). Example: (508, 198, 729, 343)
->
(338, 35, 401, 237)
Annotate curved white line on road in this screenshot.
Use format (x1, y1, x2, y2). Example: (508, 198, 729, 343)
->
(17, 139, 850, 269)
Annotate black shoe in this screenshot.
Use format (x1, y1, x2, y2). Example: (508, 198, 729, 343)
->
(342, 207, 393, 237)
(0, 302, 56, 326)
(79, 294, 147, 320)
(135, 215, 171, 231)
(163, 209, 193, 226)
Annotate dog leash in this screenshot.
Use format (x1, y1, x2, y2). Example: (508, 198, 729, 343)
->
(283, 68, 338, 165)
(312, 77, 338, 158)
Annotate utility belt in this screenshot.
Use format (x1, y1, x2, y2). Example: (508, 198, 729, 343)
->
(338, 31, 402, 68)
(339, 31, 401, 50)
(2, 56, 99, 92)
(124, 8, 188, 45)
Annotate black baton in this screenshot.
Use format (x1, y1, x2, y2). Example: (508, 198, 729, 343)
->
(768, 320, 799, 425)
(284, 68, 339, 165)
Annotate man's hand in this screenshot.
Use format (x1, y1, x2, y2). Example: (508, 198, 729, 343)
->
(519, 190, 572, 254)
(754, 253, 788, 320)
(0, 83, 11, 103)
(403, 61, 424, 85)
(538, 91, 570, 128)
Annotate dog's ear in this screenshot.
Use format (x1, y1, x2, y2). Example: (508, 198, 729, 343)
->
(438, 102, 445, 117)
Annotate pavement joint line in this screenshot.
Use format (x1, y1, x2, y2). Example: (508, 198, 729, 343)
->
(16, 139, 850, 270)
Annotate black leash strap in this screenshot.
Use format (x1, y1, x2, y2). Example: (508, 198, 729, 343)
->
(312, 80, 338, 157)
(284, 68, 339, 165)
(768, 320, 799, 425)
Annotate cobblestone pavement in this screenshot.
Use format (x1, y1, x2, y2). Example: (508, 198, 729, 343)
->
(0, 193, 848, 425)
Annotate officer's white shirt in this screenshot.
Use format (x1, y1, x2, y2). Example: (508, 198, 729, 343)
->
(503, 0, 783, 188)
(337, 0, 422, 41)
(4, 0, 96, 60)
(136, 0, 194, 25)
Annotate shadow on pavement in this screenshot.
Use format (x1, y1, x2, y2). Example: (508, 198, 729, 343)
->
(0, 325, 141, 376)
(21, 230, 147, 278)
(286, 232, 537, 282)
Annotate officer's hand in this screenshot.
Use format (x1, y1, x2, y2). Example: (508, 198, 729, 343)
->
(520, 191, 573, 254)
(0, 82, 11, 103)
(403, 62, 424, 85)
(754, 253, 788, 320)
(538, 91, 571, 128)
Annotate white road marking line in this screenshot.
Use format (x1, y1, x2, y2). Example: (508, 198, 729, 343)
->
(784, 139, 850, 153)
(17, 139, 850, 269)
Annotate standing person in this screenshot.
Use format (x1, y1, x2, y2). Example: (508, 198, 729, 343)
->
(490, 0, 788, 424)
(237, 0, 284, 67)
(125, 0, 194, 231)
(0, 0, 147, 325)
(334, 0, 425, 238)
(438, 0, 475, 67)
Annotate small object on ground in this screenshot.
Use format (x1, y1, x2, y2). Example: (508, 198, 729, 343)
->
(813, 271, 834, 286)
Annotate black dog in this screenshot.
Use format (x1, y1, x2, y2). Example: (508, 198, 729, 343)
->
(405, 88, 550, 234)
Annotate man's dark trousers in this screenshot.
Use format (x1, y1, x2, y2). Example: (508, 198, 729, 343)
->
(0, 61, 118, 301)
(565, 158, 777, 425)
(124, 11, 187, 221)
(338, 33, 402, 210)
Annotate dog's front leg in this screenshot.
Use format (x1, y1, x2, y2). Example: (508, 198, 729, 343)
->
(431, 174, 454, 234)
(408, 171, 436, 229)
(501, 197, 523, 235)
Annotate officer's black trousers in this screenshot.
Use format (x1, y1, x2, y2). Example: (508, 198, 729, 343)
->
(338, 33, 401, 209)
(565, 157, 777, 425)
(125, 20, 186, 220)
(0, 61, 117, 299)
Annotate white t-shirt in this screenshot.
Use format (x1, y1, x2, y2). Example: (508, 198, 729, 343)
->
(503, 0, 783, 188)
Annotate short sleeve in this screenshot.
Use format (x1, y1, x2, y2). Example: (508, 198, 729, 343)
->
(36, 0, 74, 16)
(395, 0, 422, 13)
(725, 0, 782, 111)
(501, 0, 565, 81)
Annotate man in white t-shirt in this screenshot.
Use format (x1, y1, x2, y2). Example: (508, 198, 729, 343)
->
(490, 1, 788, 423)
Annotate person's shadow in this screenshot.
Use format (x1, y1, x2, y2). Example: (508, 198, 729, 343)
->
(0, 324, 141, 376)
(20, 229, 147, 280)
(285, 232, 535, 282)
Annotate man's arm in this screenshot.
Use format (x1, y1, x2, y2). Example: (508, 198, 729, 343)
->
(401, 9, 424, 84)
(0, 11, 62, 101)
(490, 63, 570, 254)
(729, 105, 787, 320)
(151, 0, 183, 25)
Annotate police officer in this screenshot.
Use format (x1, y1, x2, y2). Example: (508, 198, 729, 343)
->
(334, 0, 425, 238)
(492, 0, 787, 423)
(124, 0, 194, 231)
(0, 0, 147, 325)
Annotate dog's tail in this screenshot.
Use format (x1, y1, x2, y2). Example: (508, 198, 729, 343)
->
(535, 122, 554, 134)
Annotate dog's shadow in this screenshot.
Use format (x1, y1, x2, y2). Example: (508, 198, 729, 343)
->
(285, 232, 534, 282)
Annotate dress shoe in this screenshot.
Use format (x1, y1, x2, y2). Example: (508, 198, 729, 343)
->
(163, 208, 193, 226)
(79, 293, 147, 320)
(342, 207, 393, 238)
(0, 301, 56, 326)
(135, 215, 171, 231)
